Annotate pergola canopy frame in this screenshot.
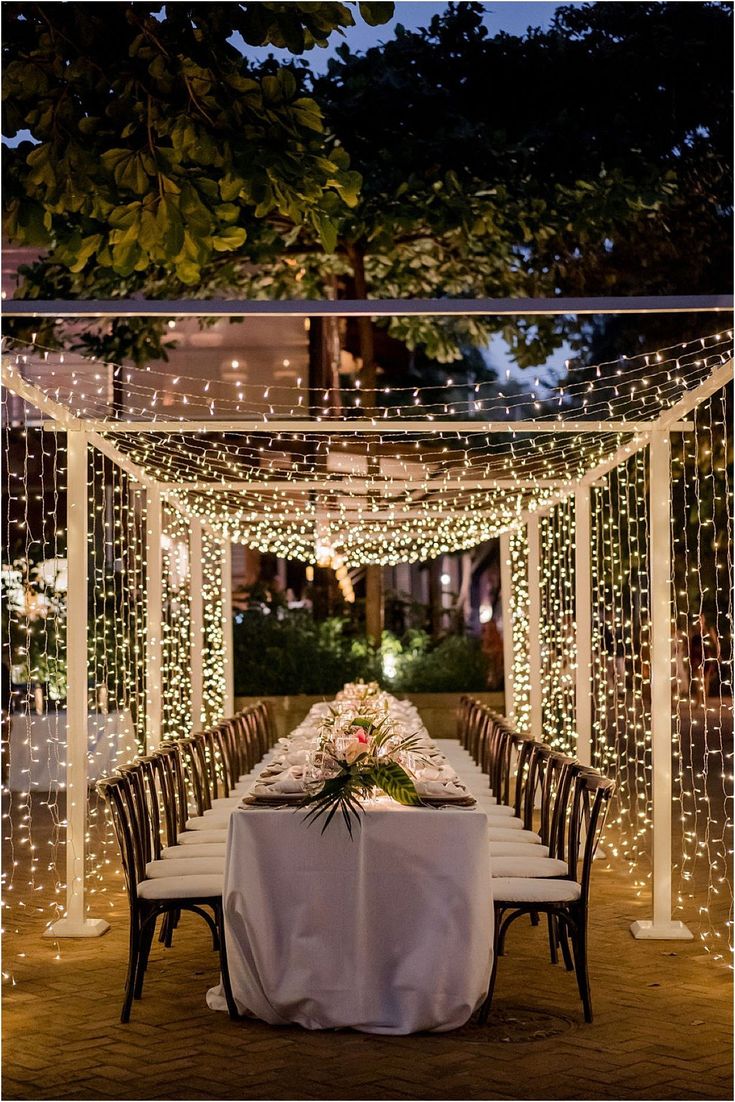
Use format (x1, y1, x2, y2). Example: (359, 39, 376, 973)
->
(2, 294, 732, 948)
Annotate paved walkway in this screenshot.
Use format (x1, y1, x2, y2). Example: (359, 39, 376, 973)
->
(3, 815, 731, 1101)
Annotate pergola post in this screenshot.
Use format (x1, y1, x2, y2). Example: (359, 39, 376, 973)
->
(630, 434, 693, 940)
(221, 540, 234, 717)
(45, 431, 109, 939)
(499, 531, 515, 720)
(145, 484, 163, 751)
(574, 487, 592, 765)
(527, 514, 543, 741)
(190, 518, 204, 731)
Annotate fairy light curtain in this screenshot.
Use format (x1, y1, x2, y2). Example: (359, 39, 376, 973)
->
(161, 502, 193, 740)
(539, 497, 576, 753)
(590, 451, 654, 895)
(1, 393, 67, 966)
(200, 529, 227, 728)
(508, 527, 531, 734)
(670, 384, 733, 962)
(88, 451, 146, 746)
(86, 450, 147, 910)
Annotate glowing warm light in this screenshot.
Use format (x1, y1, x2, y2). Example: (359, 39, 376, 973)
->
(0, 328, 731, 979)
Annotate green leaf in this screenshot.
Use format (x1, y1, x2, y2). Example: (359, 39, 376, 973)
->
(369, 762, 421, 805)
(313, 211, 337, 253)
(175, 259, 201, 284)
(358, 3, 395, 27)
(219, 173, 245, 202)
(333, 168, 362, 208)
(68, 234, 102, 272)
(211, 226, 247, 251)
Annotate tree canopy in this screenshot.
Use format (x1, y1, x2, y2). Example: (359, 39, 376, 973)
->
(2, 1, 392, 361)
(2, 2, 732, 368)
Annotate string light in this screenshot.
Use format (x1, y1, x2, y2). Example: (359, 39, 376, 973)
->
(509, 527, 531, 734)
(539, 498, 576, 752)
(200, 530, 227, 726)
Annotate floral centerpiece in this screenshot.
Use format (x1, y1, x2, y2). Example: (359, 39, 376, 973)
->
(299, 705, 423, 836)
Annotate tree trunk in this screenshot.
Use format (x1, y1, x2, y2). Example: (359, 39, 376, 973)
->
(347, 245, 377, 412)
(365, 565, 384, 646)
(429, 558, 443, 639)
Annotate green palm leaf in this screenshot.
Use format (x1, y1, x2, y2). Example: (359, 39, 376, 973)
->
(368, 761, 421, 805)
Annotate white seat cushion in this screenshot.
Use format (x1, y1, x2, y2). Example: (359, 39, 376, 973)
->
(210, 797, 243, 809)
(185, 814, 232, 830)
(472, 793, 498, 806)
(433, 738, 470, 756)
(161, 843, 226, 859)
(482, 804, 516, 818)
(138, 874, 223, 900)
(145, 857, 225, 878)
(177, 829, 229, 844)
(492, 877, 581, 904)
(483, 813, 523, 829)
(491, 856, 568, 878)
(489, 841, 550, 858)
(487, 827, 542, 844)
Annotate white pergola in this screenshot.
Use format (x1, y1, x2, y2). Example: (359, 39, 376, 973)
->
(2, 293, 732, 946)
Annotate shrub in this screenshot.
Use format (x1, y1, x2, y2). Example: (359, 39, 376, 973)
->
(233, 610, 489, 695)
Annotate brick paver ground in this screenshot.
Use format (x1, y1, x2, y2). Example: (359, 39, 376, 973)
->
(3, 793, 732, 1100)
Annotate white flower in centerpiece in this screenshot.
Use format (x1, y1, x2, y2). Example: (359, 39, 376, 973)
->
(343, 736, 368, 765)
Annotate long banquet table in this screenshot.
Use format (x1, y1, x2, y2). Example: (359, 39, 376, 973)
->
(207, 695, 493, 1034)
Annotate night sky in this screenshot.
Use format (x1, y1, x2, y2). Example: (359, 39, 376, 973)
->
(238, 2, 572, 71)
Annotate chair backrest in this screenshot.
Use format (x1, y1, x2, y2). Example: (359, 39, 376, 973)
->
(97, 774, 145, 900)
(540, 752, 583, 856)
(176, 735, 211, 814)
(512, 736, 546, 827)
(260, 699, 277, 748)
(483, 717, 517, 803)
(466, 701, 487, 761)
(118, 762, 155, 864)
(151, 746, 184, 844)
(253, 702, 272, 757)
(234, 711, 256, 774)
(566, 770, 615, 896)
(456, 695, 475, 746)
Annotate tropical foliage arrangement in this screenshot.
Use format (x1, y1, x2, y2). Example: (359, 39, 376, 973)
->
(299, 690, 422, 835)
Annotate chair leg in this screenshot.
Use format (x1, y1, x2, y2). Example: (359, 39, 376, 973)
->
(134, 914, 158, 1000)
(530, 910, 540, 927)
(159, 911, 172, 947)
(477, 907, 502, 1026)
(214, 902, 240, 1022)
(558, 915, 575, 972)
(570, 917, 593, 1022)
(121, 916, 141, 1024)
(547, 914, 558, 965)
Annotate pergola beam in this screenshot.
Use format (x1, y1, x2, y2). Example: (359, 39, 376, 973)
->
(74, 419, 693, 434)
(1, 363, 83, 430)
(2, 294, 732, 318)
(165, 477, 567, 493)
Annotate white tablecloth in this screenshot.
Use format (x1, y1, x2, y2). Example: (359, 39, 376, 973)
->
(207, 798, 493, 1033)
(7, 709, 138, 791)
